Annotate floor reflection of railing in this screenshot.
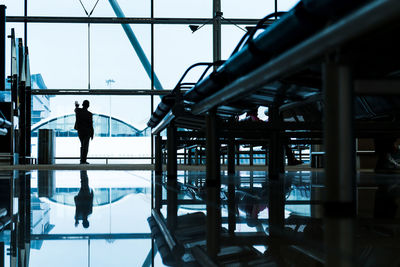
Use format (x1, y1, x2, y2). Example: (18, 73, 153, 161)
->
(30, 233, 151, 240)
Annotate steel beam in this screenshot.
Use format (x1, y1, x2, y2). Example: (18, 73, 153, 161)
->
(7, 16, 261, 25)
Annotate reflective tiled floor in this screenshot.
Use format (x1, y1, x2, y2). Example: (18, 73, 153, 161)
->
(0, 169, 399, 266)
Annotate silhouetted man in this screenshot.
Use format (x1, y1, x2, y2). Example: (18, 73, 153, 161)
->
(74, 170, 94, 228)
(74, 100, 94, 164)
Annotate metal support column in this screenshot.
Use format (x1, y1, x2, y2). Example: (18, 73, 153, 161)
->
(154, 134, 163, 211)
(0, 242, 3, 267)
(17, 39, 26, 164)
(166, 124, 177, 231)
(0, 5, 5, 92)
(25, 48, 31, 160)
(323, 63, 356, 267)
(227, 136, 236, 234)
(267, 105, 285, 256)
(213, 0, 221, 66)
(206, 109, 221, 258)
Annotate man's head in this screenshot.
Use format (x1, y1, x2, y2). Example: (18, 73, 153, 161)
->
(82, 100, 90, 108)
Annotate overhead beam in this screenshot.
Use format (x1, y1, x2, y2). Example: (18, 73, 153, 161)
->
(7, 16, 261, 25)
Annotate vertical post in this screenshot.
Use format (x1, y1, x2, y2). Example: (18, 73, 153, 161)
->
(267, 105, 285, 255)
(236, 144, 240, 166)
(227, 136, 236, 234)
(18, 40, 26, 164)
(18, 171, 26, 266)
(0, 5, 5, 92)
(150, 0, 155, 165)
(0, 242, 3, 267)
(166, 124, 177, 230)
(25, 48, 31, 160)
(323, 63, 356, 267)
(25, 171, 31, 245)
(213, 0, 221, 67)
(188, 148, 192, 165)
(249, 145, 254, 166)
(154, 134, 163, 211)
(206, 109, 221, 258)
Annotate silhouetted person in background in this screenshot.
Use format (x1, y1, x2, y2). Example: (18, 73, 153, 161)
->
(74, 100, 94, 164)
(74, 170, 94, 228)
(241, 108, 303, 166)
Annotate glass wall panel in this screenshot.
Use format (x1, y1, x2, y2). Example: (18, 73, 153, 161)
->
(222, 0, 275, 19)
(30, 95, 151, 162)
(91, 24, 151, 89)
(277, 0, 301, 11)
(221, 25, 248, 60)
(154, 0, 211, 18)
(154, 25, 212, 89)
(28, 24, 87, 89)
(28, 0, 150, 17)
(4, 1, 24, 16)
(222, 0, 300, 19)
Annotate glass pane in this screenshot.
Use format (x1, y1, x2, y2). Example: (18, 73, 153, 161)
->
(30, 95, 151, 161)
(4, 1, 24, 16)
(222, 0, 300, 19)
(222, 0, 275, 19)
(28, 24, 87, 89)
(91, 24, 151, 89)
(155, 25, 212, 89)
(155, 0, 211, 18)
(222, 25, 249, 60)
(28, 0, 150, 17)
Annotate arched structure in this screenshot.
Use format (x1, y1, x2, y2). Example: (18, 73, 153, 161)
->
(31, 114, 148, 137)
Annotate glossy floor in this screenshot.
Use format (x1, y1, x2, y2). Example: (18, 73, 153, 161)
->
(0, 169, 398, 266)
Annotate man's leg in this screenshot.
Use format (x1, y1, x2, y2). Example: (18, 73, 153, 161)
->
(78, 134, 84, 163)
(81, 135, 90, 163)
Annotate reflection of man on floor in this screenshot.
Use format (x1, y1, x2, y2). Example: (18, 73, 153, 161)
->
(74, 170, 94, 228)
